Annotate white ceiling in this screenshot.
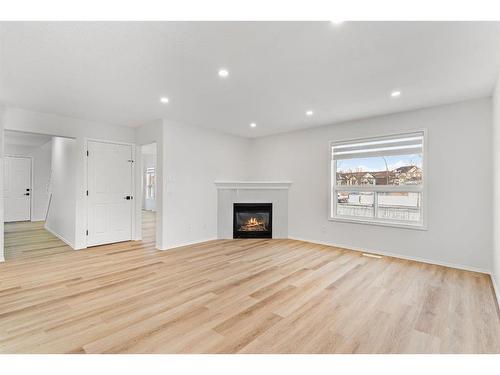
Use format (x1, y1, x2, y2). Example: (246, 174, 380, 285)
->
(4, 130, 52, 147)
(1, 21, 500, 138)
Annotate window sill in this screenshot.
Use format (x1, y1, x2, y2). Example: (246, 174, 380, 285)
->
(328, 216, 427, 231)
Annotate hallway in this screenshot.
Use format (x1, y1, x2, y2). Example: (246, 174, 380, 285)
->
(3, 211, 156, 261)
(4, 221, 71, 261)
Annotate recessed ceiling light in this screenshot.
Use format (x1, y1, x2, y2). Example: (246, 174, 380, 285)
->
(330, 20, 344, 25)
(306, 110, 314, 116)
(160, 97, 169, 104)
(391, 91, 401, 98)
(218, 68, 229, 78)
(250, 122, 257, 128)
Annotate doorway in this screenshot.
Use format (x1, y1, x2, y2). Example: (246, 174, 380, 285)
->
(4, 156, 32, 222)
(2, 130, 73, 261)
(140, 143, 157, 243)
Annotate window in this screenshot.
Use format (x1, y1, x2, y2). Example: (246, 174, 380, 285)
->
(330, 131, 425, 228)
(145, 167, 156, 199)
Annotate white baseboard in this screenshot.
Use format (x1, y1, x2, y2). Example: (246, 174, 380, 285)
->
(288, 236, 491, 275)
(44, 225, 76, 249)
(164, 237, 218, 251)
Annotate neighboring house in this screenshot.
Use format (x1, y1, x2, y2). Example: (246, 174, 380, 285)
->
(335, 172, 376, 186)
(392, 165, 423, 185)
(336, 166, 422, 186)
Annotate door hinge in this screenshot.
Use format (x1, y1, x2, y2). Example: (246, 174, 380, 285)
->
(86, 190, 89, 196)
(86, 150, 89, 156)
(86, 230, 88, 236)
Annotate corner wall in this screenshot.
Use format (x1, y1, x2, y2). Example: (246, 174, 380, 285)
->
(249, 98, 493, 272)
(163, 120, 251, 249)
(492, 75, 500, 301)
(45, 137, 77, 247)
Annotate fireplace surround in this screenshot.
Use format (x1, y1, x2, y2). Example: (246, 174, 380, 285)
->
(215, 181, 291, 239)
(233, 203, 272, 238)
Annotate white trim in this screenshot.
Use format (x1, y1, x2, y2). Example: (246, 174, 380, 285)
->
(84, 137, 136, 147)
(288, 236, 491, 275)
(333, 136, 423, 149)
(165, 237, 218, 250)
(215, 181, 292, 190)
(492, 274, 500, 309)
(44, 224, 76, 249)
(329, 128, 427, 147)
(328, 216, 428, 231)
(332, 185, 422, 193)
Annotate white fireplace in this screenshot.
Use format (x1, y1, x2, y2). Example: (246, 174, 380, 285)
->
(215, 181, 292, 239)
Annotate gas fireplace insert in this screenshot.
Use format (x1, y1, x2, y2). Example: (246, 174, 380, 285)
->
(233, 203, 272, 239)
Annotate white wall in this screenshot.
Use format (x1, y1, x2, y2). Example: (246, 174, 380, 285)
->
(249, 98, 493, 272)
(3, 107, 136, 249)
(492, 75, 500, 301)
(4, 141, 52, 221)
(45, 137, 77, 247)
(30, 141, 52, 221)
(163, 120, 251, 249)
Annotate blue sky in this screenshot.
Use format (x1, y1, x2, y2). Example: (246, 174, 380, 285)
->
(336, 154, 422, 173)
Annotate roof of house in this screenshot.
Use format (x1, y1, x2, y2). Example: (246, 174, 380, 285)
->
(393, 166, 420, 173)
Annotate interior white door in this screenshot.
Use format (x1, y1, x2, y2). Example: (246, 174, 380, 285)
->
(4, 156, 32, 222)
(87, 141, 134, 247)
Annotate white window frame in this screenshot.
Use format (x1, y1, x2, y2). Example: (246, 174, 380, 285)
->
(329, 129, 428, 230)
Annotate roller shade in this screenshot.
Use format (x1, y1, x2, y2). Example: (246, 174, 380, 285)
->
(332, 132, 424, 160)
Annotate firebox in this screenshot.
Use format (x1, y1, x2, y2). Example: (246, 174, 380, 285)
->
(233, 203, 272, 239)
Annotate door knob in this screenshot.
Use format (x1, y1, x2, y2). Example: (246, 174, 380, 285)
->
(24, 193, 30, 196)
(124, 195, 133, 200)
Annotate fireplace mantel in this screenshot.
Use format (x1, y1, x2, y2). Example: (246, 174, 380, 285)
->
(214, 181, 292, 190)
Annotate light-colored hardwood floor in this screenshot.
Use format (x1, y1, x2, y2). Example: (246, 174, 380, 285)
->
(4, 220, 72, 261)
(0, 211, 499, 353)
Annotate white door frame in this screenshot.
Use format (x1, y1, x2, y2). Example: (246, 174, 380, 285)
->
(4, 154, 32, 222)
(84, 138, 136, 248)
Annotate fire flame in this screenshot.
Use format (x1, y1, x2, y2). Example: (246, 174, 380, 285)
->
(240, 216, 267, 231)
(247, 217, 259, 226)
